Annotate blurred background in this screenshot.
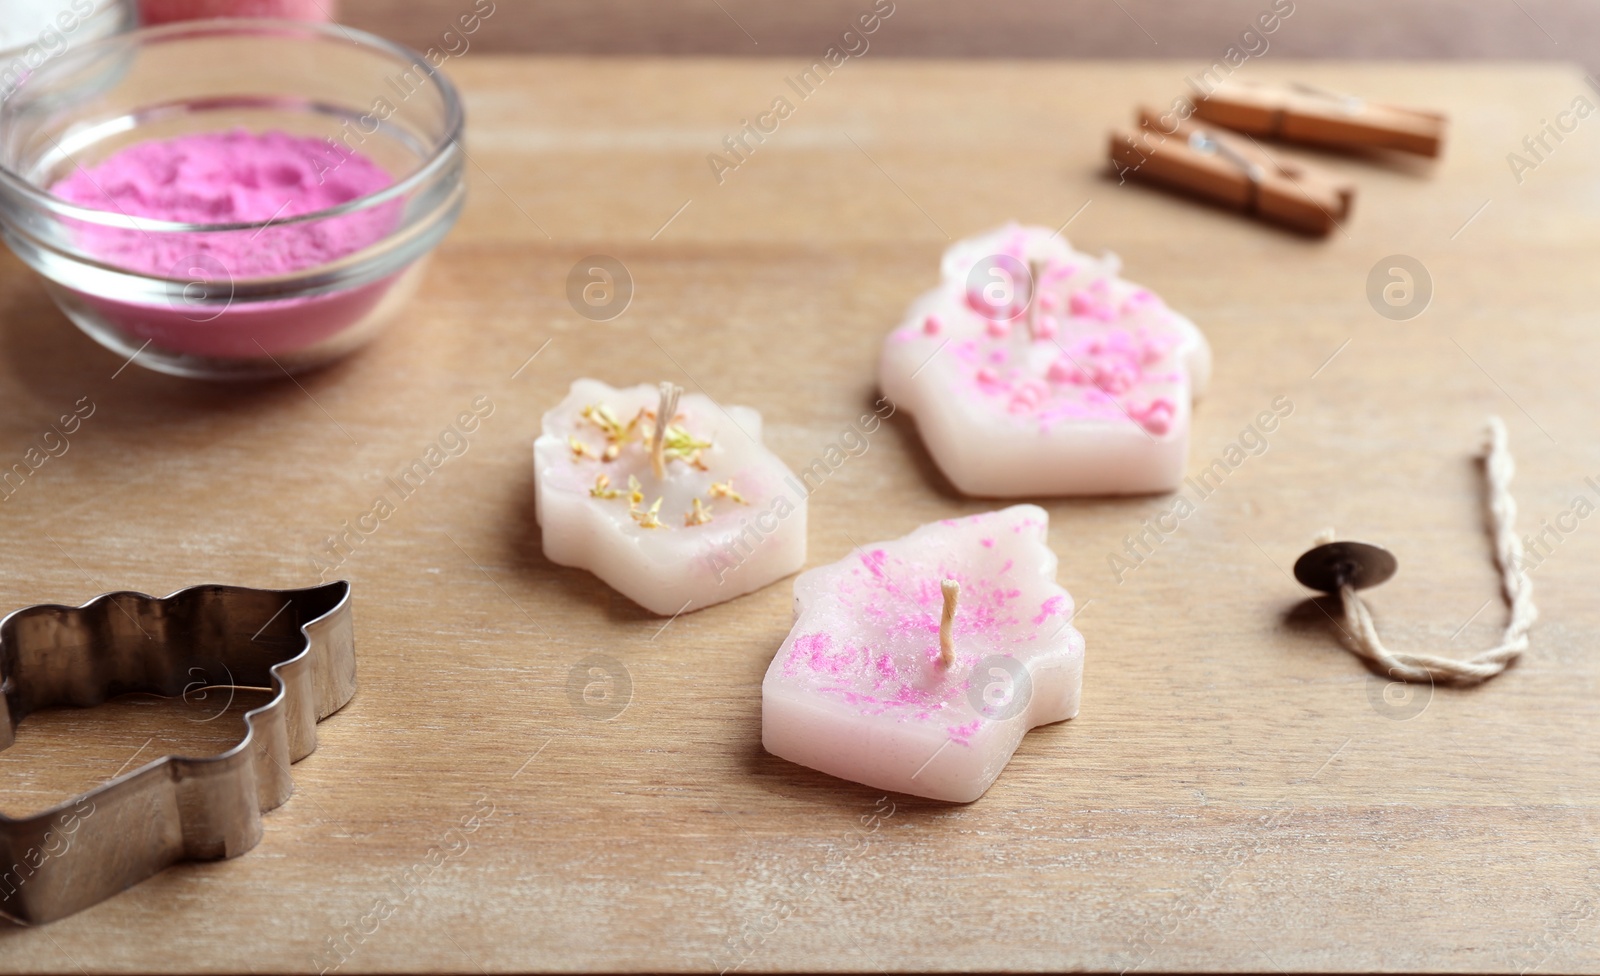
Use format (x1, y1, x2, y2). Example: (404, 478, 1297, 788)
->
(335, 0, 1597, 65)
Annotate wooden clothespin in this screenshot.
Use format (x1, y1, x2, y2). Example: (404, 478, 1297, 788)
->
(1109, 107, 1354, 236)
(1193, 80, 1447, 157)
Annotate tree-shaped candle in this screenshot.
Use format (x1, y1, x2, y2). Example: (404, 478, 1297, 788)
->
(880, 223, 1212, 496)
(534, 379, 806, 615)
(762, 505, 1084, 802)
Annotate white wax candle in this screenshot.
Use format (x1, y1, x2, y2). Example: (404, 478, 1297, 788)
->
(534, 379, 806, 615)
(880, 223, 1211, 496)
(762, 505, 1084, 802)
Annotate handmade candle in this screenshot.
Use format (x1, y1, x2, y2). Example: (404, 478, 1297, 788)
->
(534, 379, 807, 616)
(880, 223, 1211, 496)
(762, 505, 1084, 802)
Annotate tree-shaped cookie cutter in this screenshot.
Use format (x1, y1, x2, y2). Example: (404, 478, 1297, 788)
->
(0, 581, 355, 925)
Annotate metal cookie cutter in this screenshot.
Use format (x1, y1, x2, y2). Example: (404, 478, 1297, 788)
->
(0, 581, 355, 925)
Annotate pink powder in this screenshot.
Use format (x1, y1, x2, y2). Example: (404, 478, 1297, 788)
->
(1032, 595, 1065, 625)
(53, 129, 396, 277)
(51, 129, 402, 358)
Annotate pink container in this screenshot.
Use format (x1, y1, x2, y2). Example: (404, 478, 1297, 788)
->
(140, 0, 334, 25)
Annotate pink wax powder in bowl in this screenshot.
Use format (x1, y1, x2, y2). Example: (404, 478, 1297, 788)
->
(51, 129, 404, 360)
(0, 18, 466, 379)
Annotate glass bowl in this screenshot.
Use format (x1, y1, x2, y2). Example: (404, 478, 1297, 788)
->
(0, 18, 465, 379)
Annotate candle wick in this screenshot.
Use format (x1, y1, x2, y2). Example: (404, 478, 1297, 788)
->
(938, 578, 959, 669)
(651, 382, 682, 480)
(1027, 259, 1042, 341)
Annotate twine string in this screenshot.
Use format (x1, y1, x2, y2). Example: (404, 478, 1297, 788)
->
(1323, 417, 1537, 686)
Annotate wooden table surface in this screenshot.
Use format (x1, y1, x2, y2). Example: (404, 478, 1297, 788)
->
(3, 57, 1599, 973)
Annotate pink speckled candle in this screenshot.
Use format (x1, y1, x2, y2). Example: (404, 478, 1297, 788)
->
(880, 223, 1212, 496)
(762, 505, 1084, 802)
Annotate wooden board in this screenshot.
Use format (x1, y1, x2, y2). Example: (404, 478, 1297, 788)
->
(3, 58, 1600, 972)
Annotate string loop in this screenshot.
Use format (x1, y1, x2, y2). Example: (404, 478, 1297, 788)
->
(1327, 417, 1536, 686)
